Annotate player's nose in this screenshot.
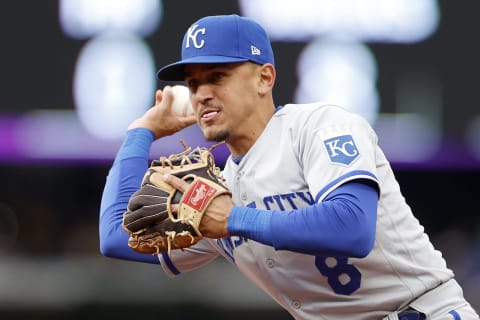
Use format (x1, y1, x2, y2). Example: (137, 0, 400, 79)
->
(192, 83, 214, 106)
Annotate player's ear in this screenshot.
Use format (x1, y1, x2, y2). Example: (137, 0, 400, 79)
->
(258, 63, 275, 95)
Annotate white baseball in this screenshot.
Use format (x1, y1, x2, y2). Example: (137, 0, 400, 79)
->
(171, 85, 194, 116)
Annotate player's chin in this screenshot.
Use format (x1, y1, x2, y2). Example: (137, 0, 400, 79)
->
(202, 127, 229, 143)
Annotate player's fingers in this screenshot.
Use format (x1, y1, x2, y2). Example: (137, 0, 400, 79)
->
(170, 203, 179, 214)
(159, 86, 174, 110)
(154, 89, 164, 105)
(179, 114, 197, 126)
(162, 174, 189, 192)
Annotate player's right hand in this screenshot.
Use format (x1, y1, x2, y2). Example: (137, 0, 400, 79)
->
(127, 86, 196, 139)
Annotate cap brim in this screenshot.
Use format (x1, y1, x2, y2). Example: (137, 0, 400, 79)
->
(157, 55, 249, 81)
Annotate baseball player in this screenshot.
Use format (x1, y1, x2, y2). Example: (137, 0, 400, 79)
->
(99, 14, 479, 319)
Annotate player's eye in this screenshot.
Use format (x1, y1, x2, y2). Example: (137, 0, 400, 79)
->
(186, 79, 199, 91)
(208, 72, 226, 84)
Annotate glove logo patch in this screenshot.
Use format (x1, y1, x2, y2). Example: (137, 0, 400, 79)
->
(183, 180, 217, 211)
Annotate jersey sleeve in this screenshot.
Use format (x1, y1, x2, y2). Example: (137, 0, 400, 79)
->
(296, 104, 380, 202)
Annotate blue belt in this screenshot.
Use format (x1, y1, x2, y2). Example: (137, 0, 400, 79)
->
(398, 309, 426, 320)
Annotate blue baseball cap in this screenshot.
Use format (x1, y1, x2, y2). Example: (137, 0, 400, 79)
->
(157, 14, 275, 81)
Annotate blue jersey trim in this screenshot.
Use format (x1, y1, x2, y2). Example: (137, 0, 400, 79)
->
(449, 310, 461, 320)
(315, 170, 378, 203)
(162, 253, 180, 275)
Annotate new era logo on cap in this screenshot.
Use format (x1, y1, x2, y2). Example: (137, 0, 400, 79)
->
(157, 14, 275, 81)
(251, 45, 261, 55)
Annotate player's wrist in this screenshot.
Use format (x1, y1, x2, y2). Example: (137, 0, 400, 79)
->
(127, 118, 160, 136)
(228, 206, 274, 246)
(115, 128, 155, 162)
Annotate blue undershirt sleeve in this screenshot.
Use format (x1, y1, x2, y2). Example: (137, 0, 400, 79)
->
(99, 128, 160, 264)
(227, 181, 378, 257)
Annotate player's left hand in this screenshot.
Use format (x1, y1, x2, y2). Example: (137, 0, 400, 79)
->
(163, 173, 234, 239)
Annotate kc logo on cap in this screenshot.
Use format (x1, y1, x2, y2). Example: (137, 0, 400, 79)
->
(157, 14, 275, 81)
(185, 24, 206, 49)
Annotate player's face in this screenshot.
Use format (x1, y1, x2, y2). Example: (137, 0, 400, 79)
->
(184, 62, 263, 145)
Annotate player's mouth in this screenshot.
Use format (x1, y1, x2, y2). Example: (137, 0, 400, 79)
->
(200, 109, 220, 123)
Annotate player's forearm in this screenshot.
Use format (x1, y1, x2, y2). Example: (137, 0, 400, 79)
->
(227, 181, 378, 257)
(99, 128, 159, 263)
(100, 128, 154, 216)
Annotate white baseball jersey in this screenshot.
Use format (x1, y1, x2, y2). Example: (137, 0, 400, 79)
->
(159, 103, 454, 320)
